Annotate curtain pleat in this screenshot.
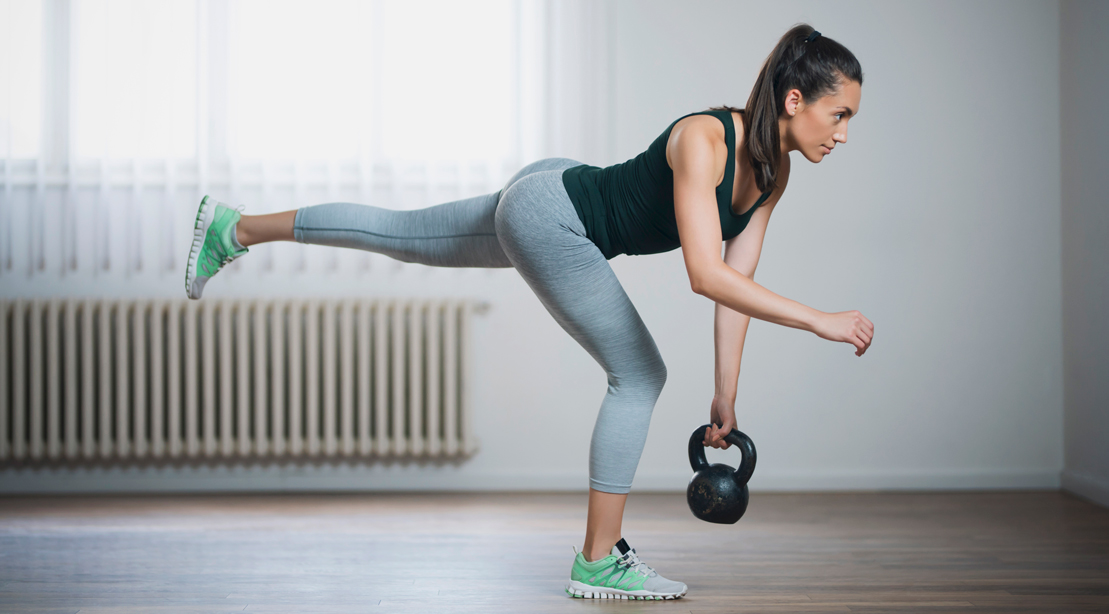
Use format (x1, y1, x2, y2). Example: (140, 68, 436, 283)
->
(0, 0, 614, 294)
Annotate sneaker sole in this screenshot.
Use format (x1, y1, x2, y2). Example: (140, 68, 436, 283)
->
(565, 579, 686, 600)
(185, 195, 217, 300)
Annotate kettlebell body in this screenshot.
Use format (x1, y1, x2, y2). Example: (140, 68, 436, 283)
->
(686, 424, 757, 524)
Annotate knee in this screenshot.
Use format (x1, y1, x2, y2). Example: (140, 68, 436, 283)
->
(647, 358, 668, 393)
(643, 352, 667, 385)
(655, 359, 668, 387)
(611, 354, 667, 397)
(641, 347, 668, 389)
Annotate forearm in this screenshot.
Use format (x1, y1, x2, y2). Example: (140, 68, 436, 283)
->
(696, 263, 821, 332)
(714, 301, 750, 404)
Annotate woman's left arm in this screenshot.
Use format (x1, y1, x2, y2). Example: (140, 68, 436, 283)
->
(707, 197, 781, 449)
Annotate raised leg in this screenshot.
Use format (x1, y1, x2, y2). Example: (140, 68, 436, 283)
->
(237, 210, 296, 246)
(290, 192, 513, 268)
(234, 157, 587, 268)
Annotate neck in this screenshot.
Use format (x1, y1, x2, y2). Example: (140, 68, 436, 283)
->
(778, 116, 798, 156)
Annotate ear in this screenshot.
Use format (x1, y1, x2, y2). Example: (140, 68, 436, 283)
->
(783, 88, 803, 116)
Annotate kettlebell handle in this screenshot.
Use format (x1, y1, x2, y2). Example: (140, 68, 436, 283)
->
(688, 424, 757, 486)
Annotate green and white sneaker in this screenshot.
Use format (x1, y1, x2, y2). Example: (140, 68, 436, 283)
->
(185, 195, 248, 300)
(565, 538, 687, 600)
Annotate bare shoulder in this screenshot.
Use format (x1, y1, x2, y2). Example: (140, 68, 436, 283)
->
(665, 114, 726, 172)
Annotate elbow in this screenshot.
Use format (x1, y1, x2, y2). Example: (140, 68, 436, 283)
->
(690, 262, 740, 299)
(690, 278, 705, 296)
(689, 269, 716, 298)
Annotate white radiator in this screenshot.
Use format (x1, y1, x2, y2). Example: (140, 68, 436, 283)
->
(0, 298, 482, 464)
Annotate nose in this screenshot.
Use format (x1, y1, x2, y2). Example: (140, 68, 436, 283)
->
(834, 125, 848, 145)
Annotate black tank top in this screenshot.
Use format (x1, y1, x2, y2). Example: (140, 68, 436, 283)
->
(561, 109, 772, 260)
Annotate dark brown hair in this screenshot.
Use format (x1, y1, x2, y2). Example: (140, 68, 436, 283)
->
(710, 23, 863, 193)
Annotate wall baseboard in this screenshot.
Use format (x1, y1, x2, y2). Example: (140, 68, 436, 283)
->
(0, 464, 1063, 495)
(1061, 470, 1109, 508)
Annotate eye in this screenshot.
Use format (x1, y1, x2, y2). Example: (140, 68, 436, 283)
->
(835, 113, 844, 120)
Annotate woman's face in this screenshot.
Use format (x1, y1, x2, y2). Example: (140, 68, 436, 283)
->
(783, 79, 862, 163)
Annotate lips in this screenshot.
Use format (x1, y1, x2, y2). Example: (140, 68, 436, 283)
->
(821, 145, 833, 154)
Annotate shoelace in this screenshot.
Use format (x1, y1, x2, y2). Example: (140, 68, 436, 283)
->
(616, 548, 658, 578)
(570, 544, 657, 578)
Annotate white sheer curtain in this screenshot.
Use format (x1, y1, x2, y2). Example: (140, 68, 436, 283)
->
(0, 0, 614, 296)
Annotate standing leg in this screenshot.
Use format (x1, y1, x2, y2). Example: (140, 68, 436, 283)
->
(495, 168, 685, 599)
(493, 169, 669, 556)
(584, 489, 628, 562)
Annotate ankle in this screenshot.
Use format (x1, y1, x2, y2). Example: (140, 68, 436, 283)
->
(583, 537, 618, 562)
(232, 216, 250, 248)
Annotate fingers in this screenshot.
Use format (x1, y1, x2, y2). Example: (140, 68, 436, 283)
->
(702, 424, 732, 449)
(703, 424, 715, 448)
(849, 312, 874, 356)
(712, 424, 732, 449)
(853, 333, 870, 356)
(858, 313, 875, 338)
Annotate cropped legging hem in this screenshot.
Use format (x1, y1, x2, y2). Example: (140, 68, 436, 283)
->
(291, 157, 668, 494)
(590, 478, 634, 495)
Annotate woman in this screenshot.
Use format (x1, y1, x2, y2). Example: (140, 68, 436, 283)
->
(184, 23, 872, 601)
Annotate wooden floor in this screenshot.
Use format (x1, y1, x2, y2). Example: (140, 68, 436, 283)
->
(0, 490, 1107, 613)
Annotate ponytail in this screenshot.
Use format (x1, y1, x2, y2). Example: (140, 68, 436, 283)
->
(710, 23, 863, 193)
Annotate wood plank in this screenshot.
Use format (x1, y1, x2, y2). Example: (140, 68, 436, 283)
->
(0, 491, 1105, 613)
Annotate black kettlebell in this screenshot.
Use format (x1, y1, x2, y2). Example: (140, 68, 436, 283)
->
(686, 424, 757, 524)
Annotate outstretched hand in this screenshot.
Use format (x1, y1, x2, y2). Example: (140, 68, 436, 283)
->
(703, 395, 737, 450)
(813, 310, 874, 356)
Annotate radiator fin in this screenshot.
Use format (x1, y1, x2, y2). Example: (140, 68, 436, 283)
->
(0, 298, 479, 464)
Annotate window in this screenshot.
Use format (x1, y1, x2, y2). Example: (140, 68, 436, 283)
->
(61, 0, 514, 164)
(0, 0, 43, 159)
(226, 0, 513, 162)
(0, 0, 614, 281)
(7, 0, 518, 168)
(73, 0, 197, 160)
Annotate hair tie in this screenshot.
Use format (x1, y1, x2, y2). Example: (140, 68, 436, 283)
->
(777, 29, 823, 83)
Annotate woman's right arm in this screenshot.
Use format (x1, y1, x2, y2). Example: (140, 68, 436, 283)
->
(670, 119, 873, 354)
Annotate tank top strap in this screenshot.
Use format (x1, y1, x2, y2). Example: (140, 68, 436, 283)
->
(669, 110, 736, 206)
(715, 110, 737, 211)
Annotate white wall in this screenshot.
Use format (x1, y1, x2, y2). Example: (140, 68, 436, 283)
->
(604, 0, 1064, 491)
(1061, 0, 1109, 507)
(1, 0, 1070, 494)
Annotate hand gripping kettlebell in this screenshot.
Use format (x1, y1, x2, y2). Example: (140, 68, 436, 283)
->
(686, 424, 757, 524)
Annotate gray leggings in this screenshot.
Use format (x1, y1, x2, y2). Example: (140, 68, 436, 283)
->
(293, 157, 667, 494)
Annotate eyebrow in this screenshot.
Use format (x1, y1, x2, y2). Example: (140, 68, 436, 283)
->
(836, 106, 857, 117)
